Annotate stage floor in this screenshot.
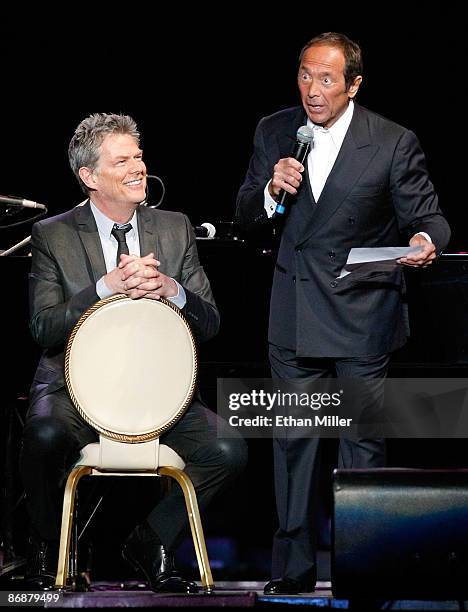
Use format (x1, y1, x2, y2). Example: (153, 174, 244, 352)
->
(0, 581, 462, 610)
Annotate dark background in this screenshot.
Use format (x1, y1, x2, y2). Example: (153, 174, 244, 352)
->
(0, 14, 465, 248)
(1, 13, 467, 581)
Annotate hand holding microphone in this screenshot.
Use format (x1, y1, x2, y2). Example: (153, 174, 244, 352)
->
(268, 125, 314, 215)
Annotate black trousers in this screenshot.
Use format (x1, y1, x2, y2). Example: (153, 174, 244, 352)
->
(268, 343, 389, 586)
(20, 387, 247, 550)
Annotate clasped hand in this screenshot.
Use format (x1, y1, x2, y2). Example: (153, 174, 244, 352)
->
(104, 253, 178, 299)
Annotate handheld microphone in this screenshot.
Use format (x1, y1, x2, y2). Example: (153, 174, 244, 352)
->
(194, 222, 216, 239)
(0, 195, 47, 211)
(275, 125, 314, 215)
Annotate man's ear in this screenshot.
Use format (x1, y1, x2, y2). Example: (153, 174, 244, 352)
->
(79, 167, 97, 191)
(348, 75, 363, 100)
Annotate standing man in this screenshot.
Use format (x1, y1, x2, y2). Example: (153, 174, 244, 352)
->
(236, 32, 450, 594)
(21, 113, 247, 591)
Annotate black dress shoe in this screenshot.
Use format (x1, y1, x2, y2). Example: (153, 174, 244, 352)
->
(24, 538, 59, 591)
(264, 577, 315, 595)
(122, 523, 199, 594)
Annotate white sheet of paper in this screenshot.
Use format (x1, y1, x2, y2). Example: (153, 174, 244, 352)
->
(338, 246, 423, 279)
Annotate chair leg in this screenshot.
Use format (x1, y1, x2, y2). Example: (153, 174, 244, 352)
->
(158, 467, 214, 594)
(69, 491, 79, 590)
(55, 466, 92, 590)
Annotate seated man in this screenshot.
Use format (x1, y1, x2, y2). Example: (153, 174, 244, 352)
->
(20, 112, 247, 591)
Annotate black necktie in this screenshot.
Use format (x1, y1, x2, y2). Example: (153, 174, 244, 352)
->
(111, 223, 132, 266)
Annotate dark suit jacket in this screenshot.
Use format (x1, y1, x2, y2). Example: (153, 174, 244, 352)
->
(29, 202, 219, 399)
(236, 104, 451, 358)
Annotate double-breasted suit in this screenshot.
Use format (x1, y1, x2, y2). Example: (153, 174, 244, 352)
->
(236, 104, 450, 586)
(237, 104, 450, 357)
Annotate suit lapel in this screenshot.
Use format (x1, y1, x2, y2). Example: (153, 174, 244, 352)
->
(297, 105, 380, 245)
(137, 205, 159, 259)
(277, 108, 318, 217)
(74, 203, 159, 282)
(277, 108, 309, 159)
(74, 201, 107, 283)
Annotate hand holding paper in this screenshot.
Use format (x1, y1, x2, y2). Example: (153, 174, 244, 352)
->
(398, 233, 437, 267)
(338, 234, 436, 280)
(338, 245, 423, 279)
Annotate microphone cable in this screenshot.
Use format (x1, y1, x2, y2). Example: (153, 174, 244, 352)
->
(0, 207, 48, 229)
(142, 174, 166, 209)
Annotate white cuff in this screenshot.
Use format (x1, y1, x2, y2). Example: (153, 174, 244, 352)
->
(415, 232, 432, 243)
(264, 181, 277, 218)
(167, 279, 186, 309)
(96, 276, 113, 299)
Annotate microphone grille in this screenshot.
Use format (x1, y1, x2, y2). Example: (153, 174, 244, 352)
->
(296, 125, 314, 144)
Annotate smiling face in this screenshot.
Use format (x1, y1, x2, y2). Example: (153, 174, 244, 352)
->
(298, 44, 362, 128)
(79, 133, 147, 218)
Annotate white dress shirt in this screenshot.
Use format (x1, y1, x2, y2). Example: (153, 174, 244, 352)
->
(307, 100, 354, 201)
(90, 202, 186, 308)
(264, 101, 354, 214)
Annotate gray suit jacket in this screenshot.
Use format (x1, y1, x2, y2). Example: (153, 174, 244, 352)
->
(29, 202, 219, 399)
(237, 105, 451, 357)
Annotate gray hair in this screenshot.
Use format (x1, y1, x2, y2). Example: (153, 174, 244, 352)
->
(68, 113, 140, 194)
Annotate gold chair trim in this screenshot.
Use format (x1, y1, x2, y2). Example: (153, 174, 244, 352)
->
(64, 295, 197, 443)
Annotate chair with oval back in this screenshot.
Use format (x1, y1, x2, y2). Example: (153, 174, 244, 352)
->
(54, 295, 214, 593)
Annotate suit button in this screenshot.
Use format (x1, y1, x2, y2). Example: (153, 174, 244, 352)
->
(330, 281, 338, 288)
(349, 217, 355, 225)
(328, 251, 336, 259)
(295, 247, 302, 253)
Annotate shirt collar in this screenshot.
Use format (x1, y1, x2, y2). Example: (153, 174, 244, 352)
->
(307, 99, 354, 148)
(90, 200, 138, 239)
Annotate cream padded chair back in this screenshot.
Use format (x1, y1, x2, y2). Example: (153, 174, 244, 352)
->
(56, 296, 214, 592)
(65, 295, 197, 443)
